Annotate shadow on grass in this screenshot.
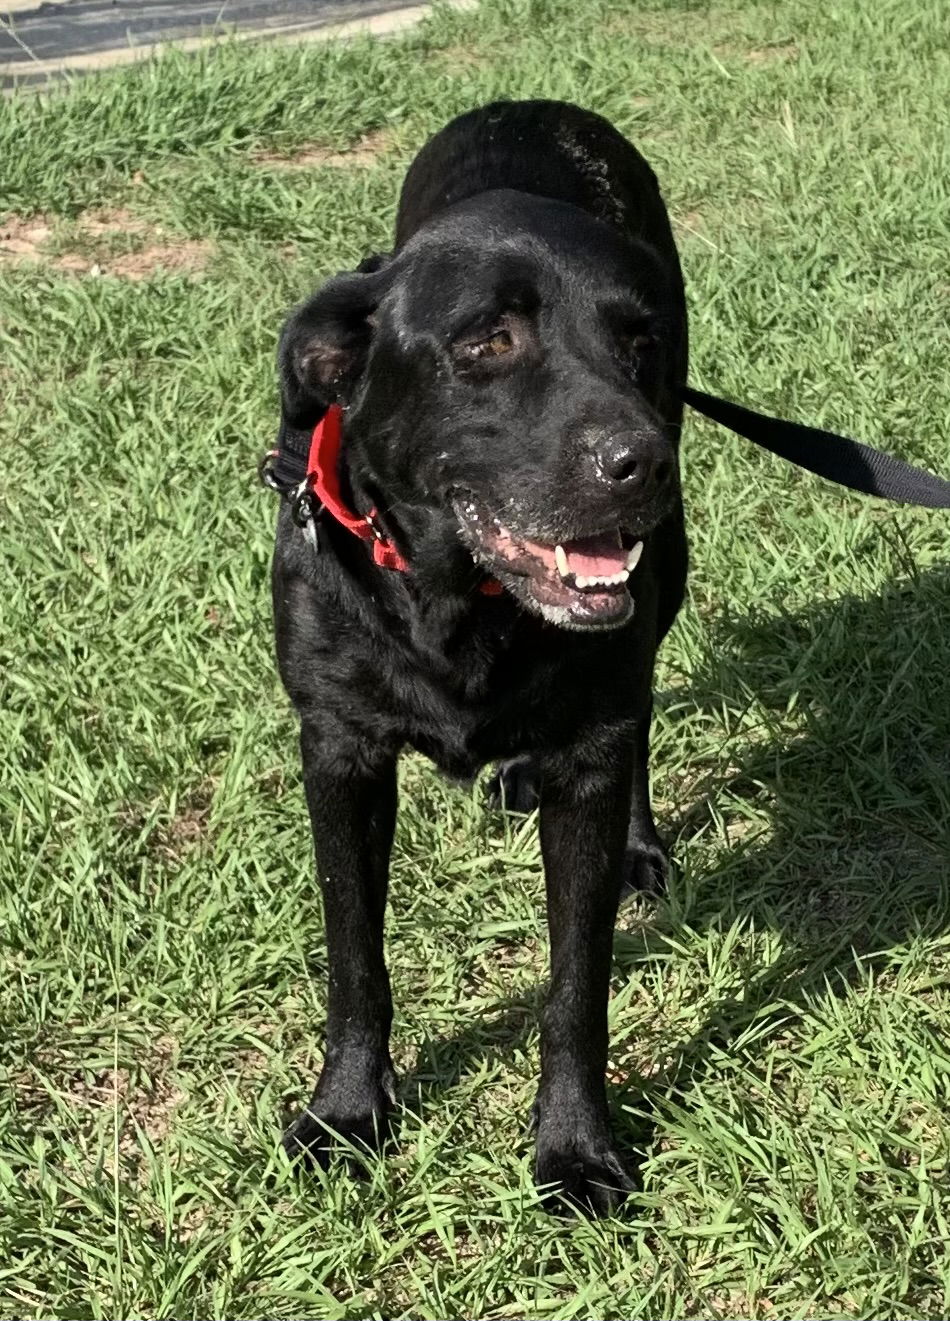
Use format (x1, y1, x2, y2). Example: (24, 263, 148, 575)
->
(404, 565, 950, 1135)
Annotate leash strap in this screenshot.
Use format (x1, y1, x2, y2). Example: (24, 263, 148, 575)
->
(683, 385, 950, 509)
(266, 417, 312, 492)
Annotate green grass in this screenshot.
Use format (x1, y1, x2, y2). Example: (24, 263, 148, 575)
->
(2, 0, 950, 1315)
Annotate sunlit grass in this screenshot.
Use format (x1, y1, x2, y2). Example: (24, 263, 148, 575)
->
(1, 0, 949, 1316)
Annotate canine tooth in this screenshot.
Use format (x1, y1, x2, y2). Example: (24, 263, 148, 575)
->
(554, 544, 569, 578)
(625, 541, 644, 572)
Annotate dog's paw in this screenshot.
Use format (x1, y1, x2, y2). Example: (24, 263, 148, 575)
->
(535, 1136, 636, 1216)
(281, 1086, 392, 1171)
(486, 755, 541, 814)
(621, 835, 668, 897)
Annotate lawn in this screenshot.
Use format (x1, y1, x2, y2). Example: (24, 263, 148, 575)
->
(1, 0, 949, 1316)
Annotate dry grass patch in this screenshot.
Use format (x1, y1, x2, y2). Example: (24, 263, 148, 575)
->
(603, 6, 738, 44)
(18, 1037, 184, 1156)
(90, 1069, 184, 1158)
(0, 210, 213, 279)
(252, 125, 397, 169)
(720, 39, 801, 64)
(434, 43, 494, 74)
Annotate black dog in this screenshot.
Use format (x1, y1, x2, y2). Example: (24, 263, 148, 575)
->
(272, 99, 691, 1214)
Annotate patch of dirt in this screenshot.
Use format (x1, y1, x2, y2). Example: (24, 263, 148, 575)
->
(604, 7, 734, 43)
(230, 1046, 272, 1084)
(702, 1293, 776, 1319)
(156, 804, 209, 857)
(253, 125, 396, 169)
(154, 779, 216, 862)
(20, 1035, 184, 1153)
(87, 1067, 183, 1154)
(0, 211, 213, 280)
(114, 777, 217, 863)
(724, 815, 763, 845)
(110, 241, 212, 280)
(434, 43, 492, 75)
(70, 206, 152, 237)
(672, 209, 706, 232)
(734, 40, 800, 64)
(0, 215, 53, 255)
(604, 8, 798, 66)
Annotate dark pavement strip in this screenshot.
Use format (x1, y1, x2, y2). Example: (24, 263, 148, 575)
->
(1, 0, 450, 87)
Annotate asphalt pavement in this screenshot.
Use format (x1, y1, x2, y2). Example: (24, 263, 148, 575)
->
(1, 0, 435, 87)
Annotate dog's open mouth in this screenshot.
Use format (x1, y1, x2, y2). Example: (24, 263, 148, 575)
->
(454, 497, 643, 628)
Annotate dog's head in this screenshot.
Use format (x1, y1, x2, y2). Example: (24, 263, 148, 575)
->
(279, 190, 684, 630)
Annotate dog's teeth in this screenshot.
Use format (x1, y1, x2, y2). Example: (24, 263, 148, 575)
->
(567, 567, 633, 592)
(625, 541, 644, 572)
(554, 544, 569, 579)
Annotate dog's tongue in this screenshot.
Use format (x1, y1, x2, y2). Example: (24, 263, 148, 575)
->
(561, 531, 626, 577)
(525, 530, 626, 577)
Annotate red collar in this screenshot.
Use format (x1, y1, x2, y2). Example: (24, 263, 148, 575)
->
(307, 404, 408, 571)
(307, 405, 502, 594)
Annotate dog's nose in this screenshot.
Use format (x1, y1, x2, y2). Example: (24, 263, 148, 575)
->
(593, 434, 672, 493)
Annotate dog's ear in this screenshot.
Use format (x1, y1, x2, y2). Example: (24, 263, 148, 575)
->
(278, 253, 391, 427)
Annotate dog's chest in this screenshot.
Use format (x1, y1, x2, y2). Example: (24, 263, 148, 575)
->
(378, 636, 613, 779)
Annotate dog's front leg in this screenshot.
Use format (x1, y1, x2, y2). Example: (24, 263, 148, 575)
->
(534, 738, 636, 1215)
(623, 695, 668, 894)
(282, 721, 398, 1168)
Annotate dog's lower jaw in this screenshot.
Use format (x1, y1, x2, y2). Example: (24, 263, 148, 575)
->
(530, 590, 635, 632)
(475, 558, 637, 630)
(491, 566, 636, 630)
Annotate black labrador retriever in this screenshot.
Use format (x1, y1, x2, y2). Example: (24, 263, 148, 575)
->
(272, 99, 690, 1214)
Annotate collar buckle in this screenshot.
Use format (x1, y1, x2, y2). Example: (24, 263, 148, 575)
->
(365, 512, 386, 543)
(258, 449, 283, 493)
(291, 482, 318, 528)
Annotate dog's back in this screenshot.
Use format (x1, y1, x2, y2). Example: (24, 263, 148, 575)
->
(395, 100, 681, 283)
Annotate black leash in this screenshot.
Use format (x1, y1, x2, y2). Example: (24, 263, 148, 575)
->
(683, 385, 950, 509)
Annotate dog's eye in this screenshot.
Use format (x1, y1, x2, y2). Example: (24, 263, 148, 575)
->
(459, 328, 514, 360)
(621, 329, 656, 355)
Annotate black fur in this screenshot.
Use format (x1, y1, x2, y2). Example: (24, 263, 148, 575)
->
(272, 100, 690, 1214)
